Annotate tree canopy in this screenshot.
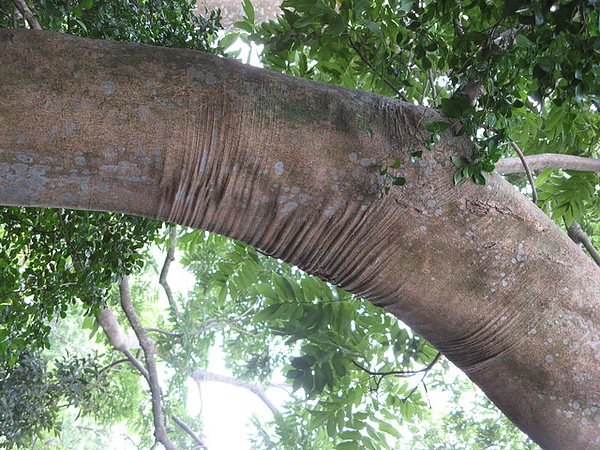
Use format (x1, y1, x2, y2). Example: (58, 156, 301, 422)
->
(0, 0, 599, 449)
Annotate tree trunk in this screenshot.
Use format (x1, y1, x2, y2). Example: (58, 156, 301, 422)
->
(1, 29, 599, 449)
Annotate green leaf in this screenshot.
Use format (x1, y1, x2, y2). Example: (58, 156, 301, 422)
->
(515, 33, 534, 48)
(287, 369, 303, 379)
(322, 361, 335, 388)
(450, 156, 464, 167)
(254, 304, 281, 322)
(273, 274, 297, 300)
(425, 120, 452, 133)
(359, 19, 384, 40)
(233, 21, 254, 33)
(242, 0, 255, 24)
(390, 175, 406, 186)
(219, 32, 240, 50)
(309, 410, 331, 430)
(453, 169, 464, 185)
(378, 421, 402, 438)
(473, 171, 487, 185)
(291, 355, 316, 370)
(339, 430, 363, 440)
(389, 158, 402, 169)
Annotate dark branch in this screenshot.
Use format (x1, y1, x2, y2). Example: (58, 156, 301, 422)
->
(352, 352, 441, 378)
(347, 34, 410, 102)
(160, 226, 181, 322)
(509, 141, 537, 204)
(567, 221, 600, 267)
(171, 414, 208, 450)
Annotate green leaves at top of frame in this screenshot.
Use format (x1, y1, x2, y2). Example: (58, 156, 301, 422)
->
(7, 0, 224, 54)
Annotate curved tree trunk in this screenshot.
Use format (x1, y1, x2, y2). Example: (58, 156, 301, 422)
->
(1, 30, 599, 449)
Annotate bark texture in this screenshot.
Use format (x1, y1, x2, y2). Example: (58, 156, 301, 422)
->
(1, 29, 599, 449)
(496, 153, 600, 174)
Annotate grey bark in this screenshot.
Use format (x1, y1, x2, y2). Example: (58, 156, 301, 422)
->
(496, 153, 600, 174)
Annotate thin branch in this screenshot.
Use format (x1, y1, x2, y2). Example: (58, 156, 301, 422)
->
(100, 358, 134, 373)
(171, 414, 208, 450)
(123, 348, 151, 381)
(509, 141, 538, 204)
(428, 69, 440, 107)
(352, 352, 441, 378)
(146, 328, 183, 337)
(567, 220, 600, 267)
(403, 364, 433, 403)
(10, 0, 41, 29)
(347, 34, 410, 102)
(496, 153, 600, 174)
(160, 226, 181, 322)
(192, 370, 280, 415)
(192, 301, 258, 335)
(120, 276, 177, 450)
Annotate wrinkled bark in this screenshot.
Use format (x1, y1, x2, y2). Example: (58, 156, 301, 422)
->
(1, 30, 599, 449)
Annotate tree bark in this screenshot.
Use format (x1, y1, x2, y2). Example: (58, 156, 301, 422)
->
(1, 29, 599, 449)
(496, 153, 600, 174)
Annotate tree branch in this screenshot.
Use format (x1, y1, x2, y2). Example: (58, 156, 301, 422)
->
(567, 221, 600, 267)
(192, 301, 258, 335)
(96, 307, 140, 352)
(509, 141, 537, 204)
(496, 153, 600, 174)
(146, 327, 183, 337)
(192, 369, 280, 415)
(160, 226, 181, 322)
(353, 354, 442, 401)
(347, 34, 409, 102)
(119, 276, 177, 450)
(10, 0, 41, 30)
(95, 307, 150, 381)
(352, 352, 441, 378)
(427, 69, 440, 107)
(171, 414, 208, 450)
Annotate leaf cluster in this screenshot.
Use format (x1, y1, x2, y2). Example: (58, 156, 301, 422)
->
(1, 0, 223, 53)
(0, 208, 160, 359)
(0, 350, 109, 449)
